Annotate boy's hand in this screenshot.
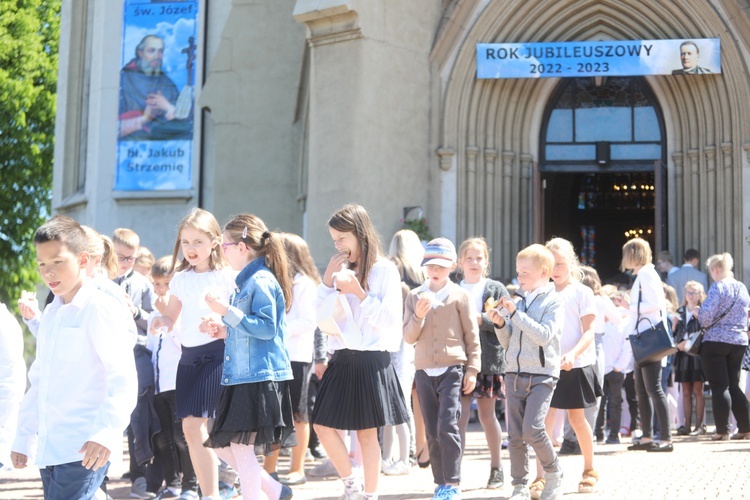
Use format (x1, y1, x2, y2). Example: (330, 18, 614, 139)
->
(560, 352, 575, 371)
(10, 451, 27, 469)
(499, 297, 516, 314)
(486, 308, 504, 326)
(17, 291, 40, 320)
(205, 293, 229, 316)
(154, 294, 169, 315)
(414, 297, 432, 320)
(462, 373, 477, 395)
(79, 441, 110, 470)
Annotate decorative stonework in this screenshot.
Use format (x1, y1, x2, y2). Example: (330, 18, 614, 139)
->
(293, 0, 362, 47)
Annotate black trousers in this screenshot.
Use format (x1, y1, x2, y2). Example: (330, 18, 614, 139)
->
(699, 341, 750, 435)
(153, 391, 197, 492)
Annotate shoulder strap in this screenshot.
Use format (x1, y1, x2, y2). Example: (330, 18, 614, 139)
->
(703, 289, 741, 331)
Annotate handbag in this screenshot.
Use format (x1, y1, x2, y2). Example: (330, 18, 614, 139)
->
(628, 285, 676, 367)
(683, 328, 703, 357)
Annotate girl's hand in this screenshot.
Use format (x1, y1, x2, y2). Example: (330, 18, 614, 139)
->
(323, 252, 351, 288)
(560, 352, 575, 371)
(499, 297, 517, 315)
(677, 340, 687, 352)
(154, 294, 169, 315)
(10, 451, 27, 469)
(334, 269, 366, 300)
(315, 361, 328, 380)
(199, 316, 226, 339)
(205, 293, 229, 316)
(462, 373, 477, 395)
(414, 297, 432, 320)
(151, 315, 174, 333)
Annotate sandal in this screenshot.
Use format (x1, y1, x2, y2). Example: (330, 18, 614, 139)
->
(416, 447, 430, 468)
(578, 469, 599, 493)
(529, 477, 545, 500)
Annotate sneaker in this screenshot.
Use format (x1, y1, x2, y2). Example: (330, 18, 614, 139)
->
(281, 471, 307, 485)
(305, 449, 315, 462)
(309, 459, 340, 478)
(558, 439, 581, 455)
(154, 489, 180, 499)
(179, 492, 199, 500)
(676, 425, 690, 436)
(382, 460, 410, 476)
(218, 482, 239, 500)
(432, 485, 446, 500)
(690, 425, 707, 436)
(486, 467, 504, 489)
(578, 469, 598, 493)
(604, 436, 621, 444)
(540, 469, 563, 500)
(509, 484, 531, 500)
(440, 485, 461, 499)
(130, 477, 156, 499)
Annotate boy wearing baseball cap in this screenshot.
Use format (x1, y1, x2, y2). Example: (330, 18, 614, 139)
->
(403, 238, 481, 500)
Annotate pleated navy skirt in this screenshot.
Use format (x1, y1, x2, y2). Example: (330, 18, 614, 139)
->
(311, 349, 409, 430)
(175, 340, 225, 419)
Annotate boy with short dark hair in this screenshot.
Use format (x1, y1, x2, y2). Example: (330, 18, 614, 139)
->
(11, 215, 137, 499)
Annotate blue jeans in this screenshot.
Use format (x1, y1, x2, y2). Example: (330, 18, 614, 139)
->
(40, 461, 110, 500)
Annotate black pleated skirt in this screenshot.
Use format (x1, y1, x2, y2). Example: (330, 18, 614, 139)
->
(550, 364, 603, 410)
(175, 340, 225, 419)
(673, 351, 705, 383)
(205, 380, 297, 456)
(311, 349, 409, 430)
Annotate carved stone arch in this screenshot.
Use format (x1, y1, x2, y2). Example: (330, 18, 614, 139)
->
(434, 0, 750, 280)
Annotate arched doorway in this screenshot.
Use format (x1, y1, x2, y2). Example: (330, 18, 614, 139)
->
(540, 77, 666, 282)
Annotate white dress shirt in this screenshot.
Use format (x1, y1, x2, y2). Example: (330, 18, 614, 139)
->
(13, 283, 137, 467)
(0, 304, 26, 470)
(317, 257, 403, 353)
(286, 273, 318, 363)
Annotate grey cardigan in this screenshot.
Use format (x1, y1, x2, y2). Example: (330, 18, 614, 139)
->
(495, 285, 564, 378)
(478, 280, 510, 374)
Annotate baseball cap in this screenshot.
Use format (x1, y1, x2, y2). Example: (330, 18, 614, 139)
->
(421, 237, 457, 268)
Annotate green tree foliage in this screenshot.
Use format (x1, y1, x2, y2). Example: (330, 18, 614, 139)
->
(0, 0, 60, 309)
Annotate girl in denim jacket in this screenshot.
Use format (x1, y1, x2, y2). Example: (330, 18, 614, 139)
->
(201, 214, 295, 500)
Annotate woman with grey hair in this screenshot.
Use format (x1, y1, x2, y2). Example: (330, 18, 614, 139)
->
(698, 253, 750, 440)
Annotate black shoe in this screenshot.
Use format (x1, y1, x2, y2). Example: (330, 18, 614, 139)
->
(279, 484, 293, 500)
(558, 439, 582, 455)
(627, 441, 656, 451)
(676, 426, 690, 436)
(417, 447, 430, 469)
(486, 467, 504, 489)
(647, 442, 674, 452)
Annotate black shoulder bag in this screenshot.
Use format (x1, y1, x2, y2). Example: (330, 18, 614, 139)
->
(685, 292, 740, 357)
(629, 285, 677, 367)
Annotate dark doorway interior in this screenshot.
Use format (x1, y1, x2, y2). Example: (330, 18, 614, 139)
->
(543, 172, 655, 283)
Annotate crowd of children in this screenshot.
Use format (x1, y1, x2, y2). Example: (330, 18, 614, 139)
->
(5, 204, 750, 500)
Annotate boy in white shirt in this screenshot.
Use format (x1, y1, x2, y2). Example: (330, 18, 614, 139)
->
(11, 215, 137, 500)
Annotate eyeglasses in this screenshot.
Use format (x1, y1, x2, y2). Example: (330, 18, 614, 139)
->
(117, 255, 136, 263)
(685, 291, 701, 296)
(221, 242, 239, 251)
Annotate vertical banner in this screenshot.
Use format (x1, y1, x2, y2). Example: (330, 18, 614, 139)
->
(116, 0, 198, 191)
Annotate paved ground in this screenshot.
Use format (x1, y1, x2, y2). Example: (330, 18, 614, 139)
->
(2, 423, 749, 499)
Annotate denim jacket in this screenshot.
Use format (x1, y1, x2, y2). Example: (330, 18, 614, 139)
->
(221, 257, 293, 384)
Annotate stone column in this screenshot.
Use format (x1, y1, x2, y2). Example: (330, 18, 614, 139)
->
(687, 149, 700, 247)
(705, 146, 716, 254)
(484, 149, 497, 247)
(672, 152, 684, 255)
(520, 153, 533, 247)
(501, 151, 515, 274)
(466, 146, 479, 237)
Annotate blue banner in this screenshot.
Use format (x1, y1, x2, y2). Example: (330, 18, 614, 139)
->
(116, 0, 198, 191)
(477, 38, 720, 79)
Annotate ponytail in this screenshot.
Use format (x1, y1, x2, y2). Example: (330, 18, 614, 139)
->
(100, 235, 119, 279)
(224, 214, 293, 312)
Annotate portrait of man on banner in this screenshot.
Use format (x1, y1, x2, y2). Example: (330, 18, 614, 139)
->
(671, 40, 712, 75)
(119, 34, 195, 141)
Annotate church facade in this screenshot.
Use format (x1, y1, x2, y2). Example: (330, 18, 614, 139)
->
(53, 0, 750, 281)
